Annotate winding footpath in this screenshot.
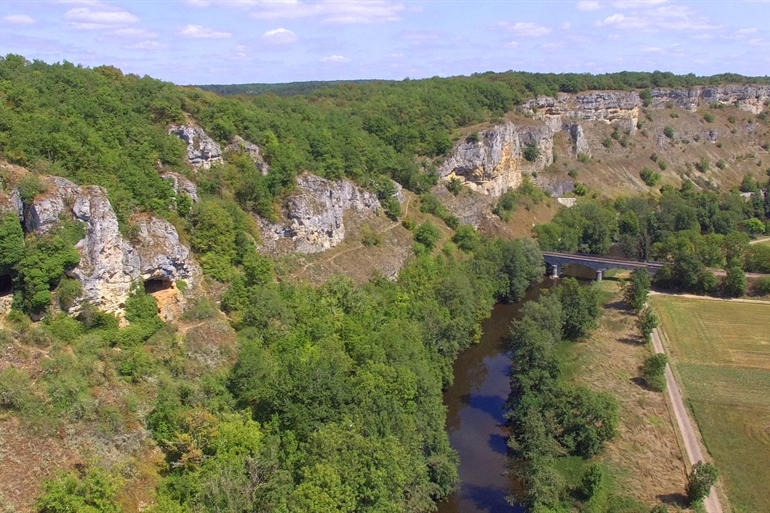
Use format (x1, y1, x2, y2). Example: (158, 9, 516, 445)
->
(651, 327, 723, 513)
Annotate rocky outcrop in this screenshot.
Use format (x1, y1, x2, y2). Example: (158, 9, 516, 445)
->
(521, 85, 770, 126)
(161, 171, 198, 203)
(564, 123, 590, 157)
(439, 122, 554, 196)
(259, 173, 381, 254)
(19, 176, 199, 316)
(0, 188, 22, 219)
(168, 125, 223, 170)
(226, 136, 269, 175)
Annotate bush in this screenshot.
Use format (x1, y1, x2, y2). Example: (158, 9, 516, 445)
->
(636, 306, 658, 343)
(716, 159, 726, 170)
(686, 462, 718, 505)
(574, 183, 589, 196)
(446, 177, 463, 196)
(640, 168, 661, 187)
(401, 217, 415, 231)
(663, 126, 675, 139)
(694, 157, 710, 173)
(523, 142, 539, 162)
(568, 169, 578, 178)
(0, 367, 36, 412)
(414, 221, 440, 250)
(578, 152, 591, 164)
(465, 132, 479, 144)
(657, 160, 667, 171)
(722, 263, 747, 297)
(642, 353, 667, 392)
(36, 466, 122, 513)
(452, 224, 478, 252)
(17, 175, 46, 203)
(703, 112, 715, 123)
(56, 278, 82, 311)
(361, 224, 381, 247)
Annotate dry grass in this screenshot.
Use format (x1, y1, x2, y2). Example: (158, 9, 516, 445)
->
(569, 280, 690, 509)
(652, 295, 770, 513)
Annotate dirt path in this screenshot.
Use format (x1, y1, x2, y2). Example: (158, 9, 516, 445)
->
(649, 289, 770, 305)
(651, 327, 723, 513)
(749, 237, 770, 245)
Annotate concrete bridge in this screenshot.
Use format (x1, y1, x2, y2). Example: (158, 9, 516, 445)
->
(543, 251, 664, 281)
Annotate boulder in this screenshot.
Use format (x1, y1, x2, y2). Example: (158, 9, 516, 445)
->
(168, 125, 223, 170)
(160, 171, 198, 203)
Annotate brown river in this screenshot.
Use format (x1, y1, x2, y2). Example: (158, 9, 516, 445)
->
(437, 266, 594, 513)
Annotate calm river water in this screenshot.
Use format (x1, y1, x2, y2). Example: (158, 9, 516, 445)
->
(437, 266, 593, 513)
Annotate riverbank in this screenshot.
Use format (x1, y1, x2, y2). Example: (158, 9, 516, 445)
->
(567, 279, 691, 509)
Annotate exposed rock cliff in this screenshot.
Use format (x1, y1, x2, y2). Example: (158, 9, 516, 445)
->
(521, 85, 770, 126)
(259, 173, 381, 254)
(439, 122, 554, 196)
(226, 136, 270, 175)
(20, 176, 199, 316)
(168, 125, 224, 170)
(161, 171, 199, 203)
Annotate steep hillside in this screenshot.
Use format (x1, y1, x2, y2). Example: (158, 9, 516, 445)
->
(3, 55, 770, 512)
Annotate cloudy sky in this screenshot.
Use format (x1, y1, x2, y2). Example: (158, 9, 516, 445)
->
(1, 0, 769, 85)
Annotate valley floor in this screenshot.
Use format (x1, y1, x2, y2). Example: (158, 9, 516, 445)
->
(652, 295, 770, 513)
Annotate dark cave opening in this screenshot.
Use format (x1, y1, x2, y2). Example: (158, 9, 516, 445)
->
(0, 274, 12, 297)
(144, 277, 173, 294)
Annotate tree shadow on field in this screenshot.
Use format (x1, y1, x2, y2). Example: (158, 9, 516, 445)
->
(618, 335, 643, 346)
(656, 492, 688, 508)
(604, 300, 633, 314)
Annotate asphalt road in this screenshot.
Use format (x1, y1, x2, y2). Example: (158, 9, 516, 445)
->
(651, 328, 723, 513)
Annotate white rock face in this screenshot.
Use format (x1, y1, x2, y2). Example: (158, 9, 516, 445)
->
(438, 122, 554, 196)
(259, 173, 381, 254)
(226, 136, 270, 175)
(161, 171, 199, 203)
(19, 176, 199, 316)
(564, 123, 591, 157)
(168, 125, 223, 170)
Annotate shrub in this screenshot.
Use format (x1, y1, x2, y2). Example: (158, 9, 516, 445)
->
(465, 132, 479, 144)
(753, 276, 770, 295)
(17, 175, 46, 203)
(663, 126, 675, 139)
(703, 112, 715, 123)
(0, 367, 36, 412)
(602, 137, 613, 148)
(36, 466, 122, 513)
(657, 160, 667, 171)
(574, 183, 589, 196)
(636, 306, 658, 343)
(446, 177, 463, 196)
(182, 298, 218, 321)
(640, 167, 661, 187)
(452, 224, 478, 252)
(649, 152, 658, 162)
(361, 224, 381, 246)
(568, 169, 578, 178)
(716, 159, 726, 170)
(642, 353, 667, 392)
(414, 221, 440, 250)
(523, 142, 539, 162)
(578, 152, 591, 164)
(694, 157, 710, 173)
(56, 278, 82, 311)
(401, 217, 415, 231)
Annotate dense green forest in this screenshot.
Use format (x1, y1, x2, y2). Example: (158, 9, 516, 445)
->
(534, 178, 770, 296)
(2, 54, 767, 511)
(198, 79, 379, 97)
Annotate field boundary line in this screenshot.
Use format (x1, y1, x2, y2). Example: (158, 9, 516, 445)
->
(652, 326, 724, 513)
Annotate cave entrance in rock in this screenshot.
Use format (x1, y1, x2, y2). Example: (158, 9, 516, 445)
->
(144, 277, 173, 294)
(0, 274, 12, 297)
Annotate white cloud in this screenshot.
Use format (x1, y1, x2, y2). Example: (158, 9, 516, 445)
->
(178, 24, 232, 38)
(129, 40, 168, 50)
(596, 4, 718, 31)
(4, 14, 35, 24)
(611, 0, 666, 7)
(500, 21, 552, 37)
(112, 28, 159, 39)
(737, 27, 758, 35)
(65, 6, 138, 25)
(186, 0, 406, 24)
(506, 40, 519, 48)
(320, 54, 350, 63)
(261, 27, 297, 44)
(577, 1, 601, 11)
(562, 22, 572, 29)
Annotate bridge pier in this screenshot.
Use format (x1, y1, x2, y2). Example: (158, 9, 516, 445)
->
(595, 270, 603, 281)
(550, 264, 559, 278)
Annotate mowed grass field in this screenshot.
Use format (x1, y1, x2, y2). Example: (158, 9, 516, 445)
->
(651, 295, 770, 513)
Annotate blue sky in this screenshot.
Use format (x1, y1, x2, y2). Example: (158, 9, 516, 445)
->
(1, 1, 769, 85)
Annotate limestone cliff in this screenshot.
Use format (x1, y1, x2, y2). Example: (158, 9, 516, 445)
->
(521, 85, 770, 127)
(439, 122, 554, 196)
(19, 176, 199, 316)
(168, 125, 224, 170)
(259, 173, 382, 254)
(226, 136, 270, 175)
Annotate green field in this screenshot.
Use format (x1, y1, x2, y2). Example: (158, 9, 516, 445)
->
(651, 296, 770, 513)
